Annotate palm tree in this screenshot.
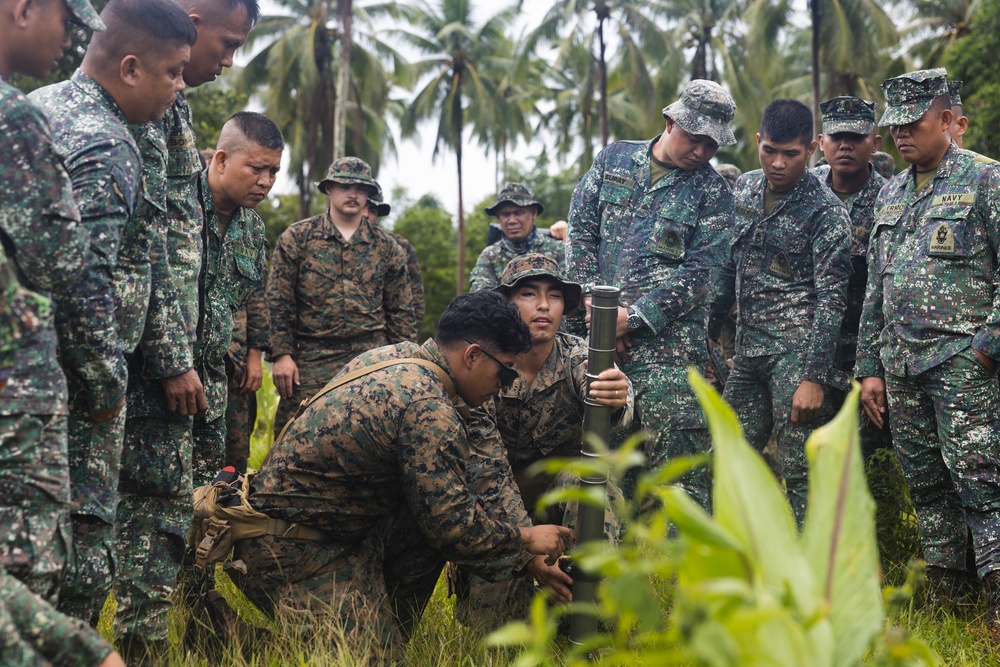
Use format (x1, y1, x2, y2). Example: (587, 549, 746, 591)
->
(905, 0, 980, 67)
(663, 0, 744, 81)
(526, 0, 669, 148)
(393, 0, 519, 295)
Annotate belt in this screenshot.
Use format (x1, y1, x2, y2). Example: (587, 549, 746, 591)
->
(265, 517, 330, 541)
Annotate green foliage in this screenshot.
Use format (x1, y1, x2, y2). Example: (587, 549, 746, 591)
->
(946, 0, 1000, 158)
(185, 81, 250, 150)
(506, 158, 584, 224)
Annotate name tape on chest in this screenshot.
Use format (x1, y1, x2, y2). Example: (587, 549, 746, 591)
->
(878, 203, 906, 217)
(603, 172, 635, 189)
(931, 193, 975, 207)
(928, 222, 956, 255)
(233, 243, 259, 261)
(735, 204, 758, 220)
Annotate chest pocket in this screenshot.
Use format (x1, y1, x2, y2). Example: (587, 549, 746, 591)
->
(764, 229, 810, 280)
(229, 253, 260, 311)
(871, 208, 903, 274)
(651, 208, 697, 263)
(598, 182, 632, 209)
(923, 209, 971, 260)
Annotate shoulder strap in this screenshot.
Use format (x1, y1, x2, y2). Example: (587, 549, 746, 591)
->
(273, 357, 457, 446)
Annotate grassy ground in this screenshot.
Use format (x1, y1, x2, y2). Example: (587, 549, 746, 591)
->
(91, 369, 1000, 665)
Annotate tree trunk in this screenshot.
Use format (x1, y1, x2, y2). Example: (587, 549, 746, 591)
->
(810, 0, 821, 156)
(597, 15, 609, 147)
(332, 0, 352, 161)
(456, 105, 466, 295)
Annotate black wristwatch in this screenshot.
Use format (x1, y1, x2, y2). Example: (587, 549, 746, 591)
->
(626, 306, 644, 332)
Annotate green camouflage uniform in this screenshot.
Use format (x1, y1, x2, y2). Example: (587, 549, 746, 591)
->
(389, 232, 425, 333)
(857, 69, 1000, 578)
(268, 158, 415, 434)
(234, 339, 523, 647)
(567, 80, 737, 509)
(711, 167, 852, 523)
(455, 329, 633, 628)
(813, 96, 891, 458)
(0, 77, 88, 603)
(114, 94, 203, 645)
(30, 70, 150, 620)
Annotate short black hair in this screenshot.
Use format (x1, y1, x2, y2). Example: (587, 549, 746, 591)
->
(225, 111, 284, 151)
(188, 0, 261, 26)
(90, 0, 196, 64)
(436, 291, 532, 355)
(930, 94, 952, 115)
(760, 99, 814, 146)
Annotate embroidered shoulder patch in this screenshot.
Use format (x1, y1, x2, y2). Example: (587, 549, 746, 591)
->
(767, 251, 792, 278)
(928, 223, 955, 255)
(654, 229, 684, 259)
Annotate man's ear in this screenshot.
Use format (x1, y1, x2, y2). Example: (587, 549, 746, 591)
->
(755, 132, 761, 147)
(806, 138, 819, 157)
(213, 148, 228, 174)
(12, 0, 33, 26)
(939, 108, 954, 131)
(818, 134, 827, 152)
(119, 54, 141, 87)
(873, 133, 883, 151)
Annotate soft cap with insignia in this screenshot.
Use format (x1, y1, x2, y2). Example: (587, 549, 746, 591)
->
(948, 80, 963, 107)
(820, 96, 876, 135)
(879, 68, 949, 127)
(66, 0, 105, 31)
(662, 79, 737, 147)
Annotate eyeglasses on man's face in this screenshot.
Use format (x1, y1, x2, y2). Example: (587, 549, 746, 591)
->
(463, 337, 519, 388)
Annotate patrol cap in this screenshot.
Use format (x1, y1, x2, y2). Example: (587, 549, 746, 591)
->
(66, 0, 105, 32)
(871, 151, 896, 179)
(316, 156, 378, 195)
(820, 96, 877, 135)
(948, 80, 963, 107)
(715, 163, 742, 188)
(495, 254, 582, 317)
(484, 182, 544, 217)
(662, 79, 737, 147)
(368, 182, 391, 217)
(879, 68, 949, 127)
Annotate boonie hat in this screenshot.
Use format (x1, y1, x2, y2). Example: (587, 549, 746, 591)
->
(821, 96, 877, 135)
(662, 79, 737, 147)
(316, 156, 378, 195)
(368, 182, 391, 217)
(879, 68, 949, 127)
(66, 0, 105, 32)
(947, 80, 963, 107)
(495, 254, 582, 317)
(484, 183, 544, 217)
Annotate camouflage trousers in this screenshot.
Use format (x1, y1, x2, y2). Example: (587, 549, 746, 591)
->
(113, 412, 193, 643)
(272, 340, 384, 438)
(885, 348, 1000, 577)
(453, 469, 622, 629)
(192, 415, 227, 488)
(619, 346, 711, 510)
(224, 355, 255, 474)
(232, 511, 445, 652)
(723, 351, 837, 525)
(58, 406, 127, 621)
(0, 413, 70, 602)
(0, 564, 112, 667)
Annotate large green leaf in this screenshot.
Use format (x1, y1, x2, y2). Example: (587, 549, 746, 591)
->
(802, 384, 884, 667)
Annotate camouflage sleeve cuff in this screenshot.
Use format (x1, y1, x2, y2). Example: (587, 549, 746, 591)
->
(972, 329, 1000, 363)
(632, 297, 664, 335)
(140, 343, 194, 380)
(853, 356, 884, 379)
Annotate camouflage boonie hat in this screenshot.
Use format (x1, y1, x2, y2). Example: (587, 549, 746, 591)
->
(662, 79, 737, 147)
(66, 0, 105, 32)
(871, 151, 896, 180)
(316, 156, 378, 195)
(821, 96, 876, 135)
(715, 163, 742, 188)
(879, 68, 949, 127)
(495, 254, 582, 317)
(368, 181, 391, 217)
(948, 80, 963, 107)
(484, 183, 544, 217)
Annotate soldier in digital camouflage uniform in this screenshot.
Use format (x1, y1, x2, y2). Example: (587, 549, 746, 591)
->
(715, 163, 742, 189)
(947, 79, 997, 164)
(28, 0, 196, 623)
(115, 112, 277, 654)
(856, 69, 1000, 617)
(268, 157, 416, 435)
(0, 254, 123, 667)
(0, 0, 107, 605)
(812, 96, 890, 458)
(364, 182, 426, 337)
(710, 99, 852, 524)
(567, 80, 736, 509)
(469, 183, 567, 292)
(452, 254, 633, 629)
(871, 151, 897, 180)
(232, 291, 571, 655)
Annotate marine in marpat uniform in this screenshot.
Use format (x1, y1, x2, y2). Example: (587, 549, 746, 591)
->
(28, 0, 196, 621)
(267, 156, 416, 435)
(469, 183, 566, 292)
(453, 254, 633, 629)
(233, 291, 571, 658)
(711, 99, 852, 524)
(567, 79, 736, 509)
(856, 68, 1000, 620)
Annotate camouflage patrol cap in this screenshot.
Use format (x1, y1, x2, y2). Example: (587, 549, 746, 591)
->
(368, 181, 391, 217)
(715, 163, 742, 188)
(66, 0, 105, 32)
(821, 96, 876, 135)
(484, 183, 544, 217)
(870, 151, 896, 179)
(948, 80, 963, 107)
(316, 156, 378, 195)
(879, 68, 949, 127)
(495, 254, 582, 317)
(662, 79, 737, 147)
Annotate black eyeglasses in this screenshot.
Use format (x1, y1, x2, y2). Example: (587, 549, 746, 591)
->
(463, 337, 519, 388)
